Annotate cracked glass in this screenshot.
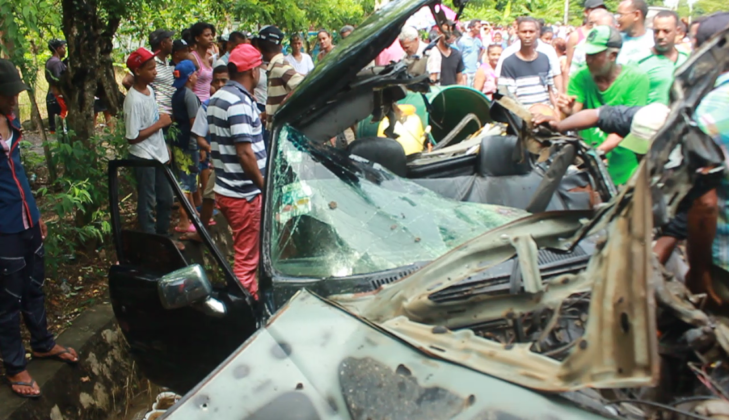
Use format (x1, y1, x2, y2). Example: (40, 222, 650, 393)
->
(270, 125, 527, 278)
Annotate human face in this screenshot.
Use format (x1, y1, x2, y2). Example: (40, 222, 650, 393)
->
(188, 71, 199, 87)
(318, 32, 332, 49)
(493, 32, 503, 42)
(617, 1, 640, 34)
(135, 58, 157, 84)
(341, 30, 352, 39)
(653, 16, 677, 53)
(291, 38, 303, 54)
(518, 22, 538, 47)
(196, 28, 214, 48)
(160, 37, 173, 55)
(470, 22, 481, 36)
(57, 45, 67, 58)
(585, 50, 613, 77)
(212, 71, 229, 90)
(487, 46, 502, 68)
(0, 93, 19, 116)
(399, 37, 420, 57)
(540, 31, 554, 44)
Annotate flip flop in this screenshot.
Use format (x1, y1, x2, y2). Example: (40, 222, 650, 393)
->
(33, 346, 78, 365)
(174, 224, 196, 233)
(7, 379, 41, 399)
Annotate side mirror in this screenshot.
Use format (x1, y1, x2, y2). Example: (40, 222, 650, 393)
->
(158, 264, 226, 317)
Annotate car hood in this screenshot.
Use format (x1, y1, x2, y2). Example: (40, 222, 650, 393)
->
(275, 0, 440, 126)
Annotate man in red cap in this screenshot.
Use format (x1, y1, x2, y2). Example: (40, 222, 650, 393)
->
(207, 44, 266, 299)
(123, 48, 174, 239)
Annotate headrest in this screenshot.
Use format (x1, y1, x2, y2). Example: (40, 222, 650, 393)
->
(347, 137, 408, 177)
(477, 135, 532, 177)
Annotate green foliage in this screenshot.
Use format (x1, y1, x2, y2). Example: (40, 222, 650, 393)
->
(34, 123, 130, 274)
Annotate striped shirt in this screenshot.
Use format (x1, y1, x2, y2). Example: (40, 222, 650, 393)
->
(695, 72, 729, 272)
(498, 52, 553, 107)
(207, 80, 267, 200)
(265, 53, 304, 125)
(150, 57, 175, 114)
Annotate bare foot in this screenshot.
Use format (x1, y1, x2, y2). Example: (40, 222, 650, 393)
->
(33, 344, 79, 363)
(180, 232, 202, 243)
(7, 371, 40, 397)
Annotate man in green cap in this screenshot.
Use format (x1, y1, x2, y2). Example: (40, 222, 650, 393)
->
(559, 25, 649, 185)
(638, 10, 689, 105)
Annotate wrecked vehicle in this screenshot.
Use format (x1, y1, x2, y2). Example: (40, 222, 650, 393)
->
(107, 0, 729, 418)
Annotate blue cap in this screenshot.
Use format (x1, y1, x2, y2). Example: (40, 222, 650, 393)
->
(173, 60, 197, 89)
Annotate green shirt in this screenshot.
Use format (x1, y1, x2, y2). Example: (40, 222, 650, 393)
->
(568, 64, 649, 185)
(639, 50, 689, 105)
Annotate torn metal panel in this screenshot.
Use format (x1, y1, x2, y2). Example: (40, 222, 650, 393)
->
(333, 162, 657, 392)
(163, 290, 614, 420)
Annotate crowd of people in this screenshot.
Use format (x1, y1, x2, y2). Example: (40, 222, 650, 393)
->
(1, 1, 729, 399)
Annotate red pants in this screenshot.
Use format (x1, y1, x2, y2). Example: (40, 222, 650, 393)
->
(216, 193, 261, 299)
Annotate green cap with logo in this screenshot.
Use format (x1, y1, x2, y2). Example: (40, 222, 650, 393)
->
(584, 25, 623, 55)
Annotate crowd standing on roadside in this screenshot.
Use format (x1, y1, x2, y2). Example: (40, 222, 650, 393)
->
(3, 4, 729, 400)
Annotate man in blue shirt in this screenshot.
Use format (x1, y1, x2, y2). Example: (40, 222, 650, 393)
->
(457, 19, 484, 87)
(0, 60, 78, 398)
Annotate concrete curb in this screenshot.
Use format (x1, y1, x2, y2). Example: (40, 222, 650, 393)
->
(0, 303, 142, 420)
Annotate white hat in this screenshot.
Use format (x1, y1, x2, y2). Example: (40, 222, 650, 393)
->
(621, 103, 671, 154)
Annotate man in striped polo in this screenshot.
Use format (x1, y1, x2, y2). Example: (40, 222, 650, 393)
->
(253, 26, 304, 130)
(207, 44, 267, 299)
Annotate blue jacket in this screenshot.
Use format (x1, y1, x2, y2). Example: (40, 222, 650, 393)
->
(1, 114, 40, 234)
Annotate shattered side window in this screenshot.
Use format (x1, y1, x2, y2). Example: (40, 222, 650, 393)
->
(270, 125, 526, 278)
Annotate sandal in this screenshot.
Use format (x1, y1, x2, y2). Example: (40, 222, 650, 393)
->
(7, 379, 41, 399)
(32, 345, 78, 365)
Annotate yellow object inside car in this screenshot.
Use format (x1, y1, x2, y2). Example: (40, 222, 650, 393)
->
(377, 104, 425, 155)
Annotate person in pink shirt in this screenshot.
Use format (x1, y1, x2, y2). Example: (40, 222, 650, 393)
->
(375, 39, 406, 66)
(473, 44, 502, 99)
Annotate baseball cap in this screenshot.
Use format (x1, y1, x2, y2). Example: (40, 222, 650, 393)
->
(584, 0, 606, 10)
(229, 44, 263, 72)
(255, 26, 284, 45)
(584, 26, 622, 55)
(172, 39, 189, 53)
(621, 103, 670, 154)
(149, 29, 175, 49)
(126, 47, 156, 72)
(0, 59, 30, 96)
(173, 60, 197, 89)
(48, 39, 67, 52)
(696, 12, 729, 48)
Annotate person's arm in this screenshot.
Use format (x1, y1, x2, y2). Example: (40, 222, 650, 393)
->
(122, 73, 134, 90)
(544, 45, 564, 94)
(127, 113, 171, 145)
(473, 67, 486, 92)
(184, 90, 200, 127)
(534, 108, 599, 131)
(597, 133, 624, 153)
(283, 69, 304, 92)
(565, 31, 578, 75)
(235, 142, 264, 190)
(458, 72, 466, 85)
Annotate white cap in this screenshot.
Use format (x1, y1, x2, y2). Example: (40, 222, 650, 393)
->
(621, 103, 671, 154)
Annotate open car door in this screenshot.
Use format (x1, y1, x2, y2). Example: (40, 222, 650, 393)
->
(107, 159, 259, 393)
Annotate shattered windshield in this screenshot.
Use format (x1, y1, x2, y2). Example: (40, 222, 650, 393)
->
(269, 125, 526, 278)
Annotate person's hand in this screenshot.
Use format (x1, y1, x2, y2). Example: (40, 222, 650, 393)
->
(157, 113, 172, 128)
(200, 149, 207, 162)
(39, 219, 47, 240)
(557, 94, 576, 115)
(532, 113, 558, 129)
(260, 112, 267, 124)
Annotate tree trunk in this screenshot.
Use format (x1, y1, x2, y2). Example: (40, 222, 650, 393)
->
(28, 93, 57, 184)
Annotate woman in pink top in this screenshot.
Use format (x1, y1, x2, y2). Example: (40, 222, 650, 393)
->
(473, 44, 502, 100)
(190, 22, 215, 102)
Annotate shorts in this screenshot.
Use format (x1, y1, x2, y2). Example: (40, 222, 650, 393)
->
(203, 169, 216, 200)
(660, 172, 722, 240)
(94, 97, 108, 113)
(173, 147, 200, 194)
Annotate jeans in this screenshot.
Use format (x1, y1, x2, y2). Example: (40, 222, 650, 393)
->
(46, 92, 65, 133)
(130, 155, 173, 235)
(216, 194, 261, 299)
(0, 225, 56, 376)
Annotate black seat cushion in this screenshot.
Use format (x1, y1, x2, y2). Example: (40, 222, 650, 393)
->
(347, 137, 408, 177)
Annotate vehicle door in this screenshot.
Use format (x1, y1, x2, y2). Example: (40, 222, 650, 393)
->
(107, 159, 259, 393)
